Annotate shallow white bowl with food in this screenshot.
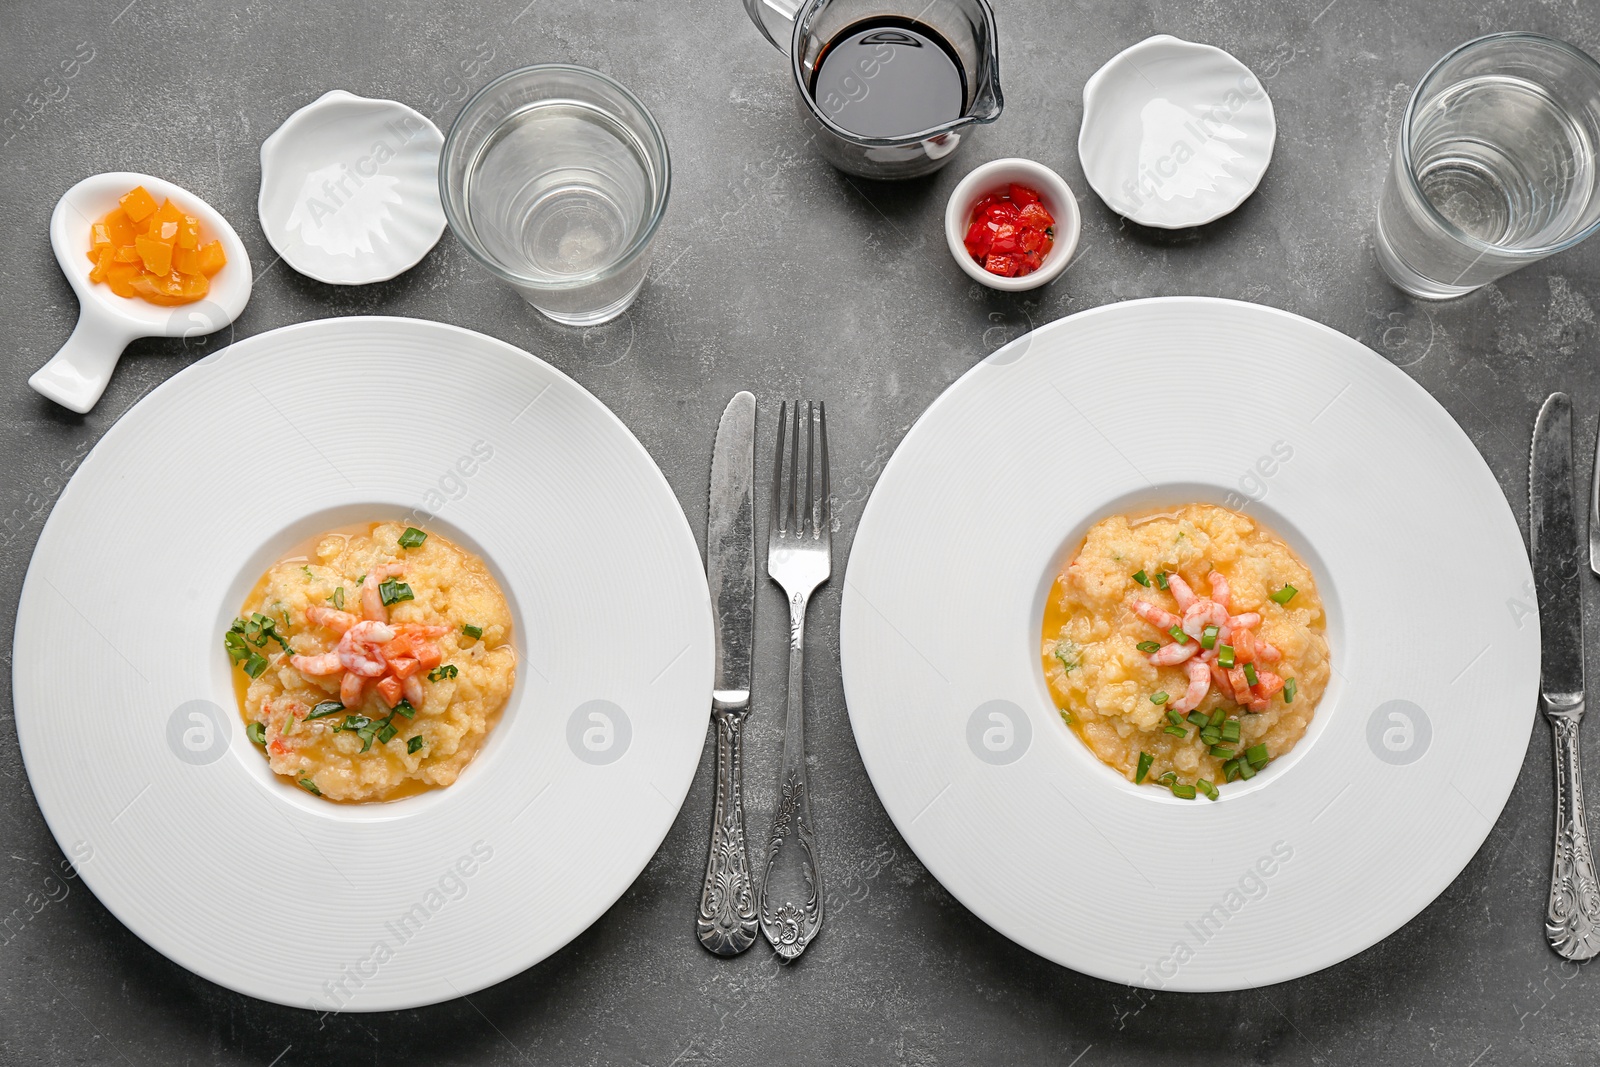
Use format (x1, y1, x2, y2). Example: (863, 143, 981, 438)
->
(839, 296, 1537, 990)
(32, 171, 253, 413)
(944, 157, 1081, 291)
(13, 316, 713, 1010)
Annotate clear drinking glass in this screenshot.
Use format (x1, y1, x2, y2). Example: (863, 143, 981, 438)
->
(440, 65, 670, 326)
(1375, 33, 1600, 299)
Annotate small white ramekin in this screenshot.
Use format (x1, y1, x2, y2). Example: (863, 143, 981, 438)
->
(944, 157, 1082, 292)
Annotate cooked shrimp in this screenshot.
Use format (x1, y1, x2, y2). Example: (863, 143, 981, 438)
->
(338, 620, 394, 677)
(403, 674, 425, 707)
(1149, 639, 1199, 666)
(1182, 599, 1228, 640)
(1207, 571, 1231, 612)
(1256, 640, 1283, 663)
(360, 562, 407, 623)
(1228, 667, 1251, 706)
(1209, 661, 1235, 700)
(341, 672, 367, 707)
(1228, 612, 1261, 631)
(1167, 574, 1199, 611)
(305, 604, 358, 633)
(1131, 600, 1182, 631)
(1167, 658, 1212, 713)
(289, 650, 342, 676)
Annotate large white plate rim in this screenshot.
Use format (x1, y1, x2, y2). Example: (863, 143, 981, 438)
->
(839, 296, 1537, 990)
(13, 316, 714, 1010)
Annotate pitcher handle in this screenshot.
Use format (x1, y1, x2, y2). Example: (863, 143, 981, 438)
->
(743, 0, 801, 53)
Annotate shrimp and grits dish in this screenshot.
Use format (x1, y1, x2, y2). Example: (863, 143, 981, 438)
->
(1041, 504, 1330, 800)
(226, 522, 516, 802)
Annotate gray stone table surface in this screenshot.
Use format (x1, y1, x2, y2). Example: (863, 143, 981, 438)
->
(3, 0, 1600, 1063)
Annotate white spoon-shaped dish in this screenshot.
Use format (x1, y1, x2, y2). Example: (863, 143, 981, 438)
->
(32, 171, 252, 414)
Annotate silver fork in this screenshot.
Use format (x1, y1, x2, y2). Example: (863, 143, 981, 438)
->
(758, 400, 830, 961)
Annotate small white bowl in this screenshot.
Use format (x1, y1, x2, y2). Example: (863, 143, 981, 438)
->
(31, 171, 253, 414)
(944, 158, 1082, 292)
(1078, 34, 1276, 229)
(258, 90, 446, 285)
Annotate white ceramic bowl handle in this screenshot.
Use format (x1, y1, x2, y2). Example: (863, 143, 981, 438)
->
(743, 0, 801, 53)
(29, 309, 136, 414)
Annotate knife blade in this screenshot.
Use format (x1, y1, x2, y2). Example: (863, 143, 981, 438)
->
(1589, 405, 1600, 578)
(696, 391, 759, 956)
(1530, 391, 1600, 961)
(1531, 392, 1586, 705)
(708, 392, 756, 707)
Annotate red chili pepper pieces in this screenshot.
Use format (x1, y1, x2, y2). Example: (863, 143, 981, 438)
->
(964, 184, 1055, 278)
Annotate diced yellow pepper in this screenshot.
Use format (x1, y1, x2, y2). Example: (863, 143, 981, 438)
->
(195, 239, 227, 277)
(176, 214, 201, 250)
(119, 185, 158, 223)
(134, 234, 173, 276)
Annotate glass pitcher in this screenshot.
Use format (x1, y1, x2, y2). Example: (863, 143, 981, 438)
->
(744, 0, 1003, 180)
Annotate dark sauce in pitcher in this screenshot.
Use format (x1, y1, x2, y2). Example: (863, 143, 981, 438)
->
(809, 16, 967, 138)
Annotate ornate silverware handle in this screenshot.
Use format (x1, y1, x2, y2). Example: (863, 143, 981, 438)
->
(1546, 703, 1600, 961)
(759, 591, 824, 961)
(697, 701, 759, 955)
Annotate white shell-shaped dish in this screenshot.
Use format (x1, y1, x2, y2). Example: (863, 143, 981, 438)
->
(259, 91, 446, 284)
(1078, 35, 1276, 229)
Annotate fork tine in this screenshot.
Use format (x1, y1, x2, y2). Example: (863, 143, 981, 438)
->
(803, 401, 815, 537)
(818, 402, 829, 540)
(787, 398, 800, 534)
(770, 401, 787, 536)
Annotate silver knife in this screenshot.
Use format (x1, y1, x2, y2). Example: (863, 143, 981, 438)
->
(697, 392, 760, 955)
(1530, 392, 1600, 960)
(1590, 405, 1600, 576)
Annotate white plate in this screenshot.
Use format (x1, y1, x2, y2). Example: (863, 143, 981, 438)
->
(14, 316, 713, 1010)
(259, 91, 447, 285)
(839, 297, 1537, 991)
(1078, 35, 1276, 228)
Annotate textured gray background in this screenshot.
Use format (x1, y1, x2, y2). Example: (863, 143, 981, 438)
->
(2, 0, 1598, 1063)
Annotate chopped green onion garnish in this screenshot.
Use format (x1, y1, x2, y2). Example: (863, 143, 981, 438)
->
(1199, 727, 1221, 745)
(1221, 720, 1241, 743)
(398, 527, 427, 549)
(376, 721, 398, 745)
(392, 699, 415, 719)
(1236, 759, 1256, 780)
(297, 777, 322, 796)
(1223, 758, 1240, 782)
(1136, 640, 1162, 654)
(243, 652, 269, 678)
(1208, 707, 1226, 728)
(1217, 644, 1236, 669)
(306, 700, 344, 720)
(1171, 783, 1197, 800)
(1196, 778, 1218, 801)
(1243, 662, 1259, 687)
(1056, 650, 1079, 672)
(1166, 709, 1184, 726)
(1135, 751, 1153, 783)
(1132, 570, 1151, 587)
(1245, 742, 1270, 765)
(378, 579, 414, 606)
(246, 721, 266, 745)
(301, 565, 314, 580)
(462, 624, 483, 640)
(334, 714, 373, 733)
(1168, 625, 1189, 644)
(1284, 678, 1297, 703)
(1163, 724, 1187, 738)
(1158, 771, 1177, 786)
(428, 664, 458, 681)
(328, 586, 345, 610)
(1150, 691, 1169, 705)
(1200, 624, 1219, 650)
(408, 735, 426, 755)
(1186, 711, 1208, 727)
(1155, 571, 1169, 590)
(1209, 744, 1235, 758)
(1270, 584, 1297, 605)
